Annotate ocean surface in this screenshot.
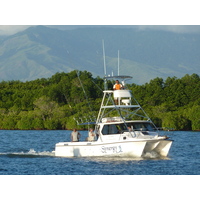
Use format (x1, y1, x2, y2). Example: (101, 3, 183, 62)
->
(0, 130, 200, 175)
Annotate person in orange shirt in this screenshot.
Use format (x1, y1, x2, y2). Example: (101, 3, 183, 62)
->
(113, 80, 123, 104)
(113, 80, 123, 90)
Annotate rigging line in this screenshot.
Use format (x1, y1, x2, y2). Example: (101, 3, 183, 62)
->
(91, 79, 103, 93)
(76, 70, 93, 113)
(132, 94, 158, 129)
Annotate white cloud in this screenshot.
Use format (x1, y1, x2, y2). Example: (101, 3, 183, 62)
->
(0, 25, 33, 35)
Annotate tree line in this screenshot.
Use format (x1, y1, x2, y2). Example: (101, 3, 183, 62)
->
(0, 70, 199, 131)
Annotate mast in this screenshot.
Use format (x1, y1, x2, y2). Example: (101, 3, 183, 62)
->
(102, 40, 107, 76)
(102, 40, 108, 90)
(118, 50, 120, 76)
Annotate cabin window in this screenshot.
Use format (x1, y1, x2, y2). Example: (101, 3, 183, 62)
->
(102, 124, 119, 135)
(116, 124, 127, 132)
(126, 123, 154, 131)
(102, 124, 127, 135)
(145, 123, 154, 131)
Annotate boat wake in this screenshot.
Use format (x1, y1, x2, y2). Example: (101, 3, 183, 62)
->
(142, 151, 170, 160)
(143, 151, 160, 159)
(0, 149, 169, 160)
(0, 149, 55, 158)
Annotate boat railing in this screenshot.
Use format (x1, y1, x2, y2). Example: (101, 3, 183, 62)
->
(113, 90, 132, 98)
(103, 89, 135, 107)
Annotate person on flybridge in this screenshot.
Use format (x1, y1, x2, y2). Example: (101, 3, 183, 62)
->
(113, 80, 123, 90)
(113, 80, 124, 104)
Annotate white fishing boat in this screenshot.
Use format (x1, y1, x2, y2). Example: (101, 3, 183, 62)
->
(55, 74, 173, 158)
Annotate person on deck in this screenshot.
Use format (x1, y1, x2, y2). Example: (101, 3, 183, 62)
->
(113, 80, 124, 104)
(71, 129, 81, 142)
(127, 126, 133, 132)
(88, 128, 96, 142)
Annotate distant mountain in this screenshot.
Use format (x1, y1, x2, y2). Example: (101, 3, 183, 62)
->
(0, 25, 199, 84)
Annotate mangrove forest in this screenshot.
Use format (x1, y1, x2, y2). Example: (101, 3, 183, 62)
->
(0, 70, 199, 131)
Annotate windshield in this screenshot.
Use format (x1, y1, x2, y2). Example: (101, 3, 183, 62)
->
(101, 122, 155, 135)
(102, 124, 127, 135)
(126, 122, 155, 131)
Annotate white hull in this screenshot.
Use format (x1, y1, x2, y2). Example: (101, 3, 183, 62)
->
(150, 140, 173, 157)
(55, 140, 147, 157)
(55, 139, 173, 158)
(142, 139, 173, 157)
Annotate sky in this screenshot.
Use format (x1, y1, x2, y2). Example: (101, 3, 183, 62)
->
(0, 25, 200, 36)
(1, 1, 199, 35)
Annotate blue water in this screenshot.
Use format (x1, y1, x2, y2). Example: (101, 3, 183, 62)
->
(0, 130, 199, 175)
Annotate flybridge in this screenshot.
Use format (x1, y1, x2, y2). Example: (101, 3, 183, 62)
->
(104, 75, 132, 80)
(96, 88, 144, 124)
(109, 90, 131, 105)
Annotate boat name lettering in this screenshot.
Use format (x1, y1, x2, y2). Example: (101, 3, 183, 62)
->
(101, 145, 122, 154)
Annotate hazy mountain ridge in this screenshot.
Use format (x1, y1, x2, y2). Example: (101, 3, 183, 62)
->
(0, 25, 199, 84)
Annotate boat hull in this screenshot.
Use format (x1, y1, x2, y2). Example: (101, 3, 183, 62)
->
(143, 139, 173, 157)
(55, 138, 173, 158)
(55, 140, 147, 158)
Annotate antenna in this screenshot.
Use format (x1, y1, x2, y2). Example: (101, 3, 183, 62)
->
(102, 40, 107, 76)
(118, 50, 120, 76)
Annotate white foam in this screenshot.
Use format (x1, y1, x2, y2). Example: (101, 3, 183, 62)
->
(143, 151, 159, 159)
(0, 149, 55, 157)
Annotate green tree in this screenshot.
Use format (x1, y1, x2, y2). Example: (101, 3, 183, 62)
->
(17, 111, 34, 130)
(187, 105, 200, 130)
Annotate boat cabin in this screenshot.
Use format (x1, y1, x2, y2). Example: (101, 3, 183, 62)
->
(98, 119, 156, 136)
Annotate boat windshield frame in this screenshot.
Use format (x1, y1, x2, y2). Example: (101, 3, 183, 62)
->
(100, 121, 156, 135)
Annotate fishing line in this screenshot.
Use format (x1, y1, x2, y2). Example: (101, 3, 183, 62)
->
(76, 70, 93, 113)
(91, 79, 103, 93)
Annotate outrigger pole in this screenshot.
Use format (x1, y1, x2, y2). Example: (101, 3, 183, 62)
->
(102, 40, 107, 76)
(102, 40, 108, 90)
(118, 50, 120, 76)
